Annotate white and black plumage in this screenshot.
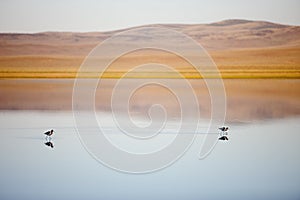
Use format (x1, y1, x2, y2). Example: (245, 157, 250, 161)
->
(218, 126, 229, 132)
(44, 129, 54, 137)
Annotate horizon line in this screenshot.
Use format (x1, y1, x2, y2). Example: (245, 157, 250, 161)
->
(0, 18, 299, 34)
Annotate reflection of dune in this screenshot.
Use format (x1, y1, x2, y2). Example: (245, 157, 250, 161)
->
(0, 79, 299, 121)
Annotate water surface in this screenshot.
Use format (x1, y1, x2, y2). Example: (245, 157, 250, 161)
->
(0, 111, 299, 200)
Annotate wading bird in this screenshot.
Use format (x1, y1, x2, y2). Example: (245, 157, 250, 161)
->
(218, 126, 229, 132)
(218, 126, 229, 140)
(44, 129, 54, 137)
(44, 130, 55, 148)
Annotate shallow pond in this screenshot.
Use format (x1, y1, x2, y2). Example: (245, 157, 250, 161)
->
(0, 111, 299, 200)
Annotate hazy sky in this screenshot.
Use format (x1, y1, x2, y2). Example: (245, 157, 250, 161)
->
(0, 0, 299, 32)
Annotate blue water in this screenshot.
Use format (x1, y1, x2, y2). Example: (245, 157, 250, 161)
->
(0, 111, 299, 200)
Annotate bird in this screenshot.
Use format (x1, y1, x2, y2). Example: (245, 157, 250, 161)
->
(218, 126, 229, 132)
(44, 129, 54, 137)
(218, 126, 229, 141)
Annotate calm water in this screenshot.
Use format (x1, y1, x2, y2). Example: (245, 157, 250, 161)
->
(0, 111, 299, 200)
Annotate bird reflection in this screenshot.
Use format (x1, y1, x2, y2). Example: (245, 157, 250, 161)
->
(45, 141, 54, 148)
(218, 136, 229, 141)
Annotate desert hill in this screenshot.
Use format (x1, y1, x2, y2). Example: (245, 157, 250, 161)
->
(0, 19, 299, 79)
(0, 19, 299, 56)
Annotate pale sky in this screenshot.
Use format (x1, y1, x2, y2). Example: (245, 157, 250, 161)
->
(0, 0, 299, 33)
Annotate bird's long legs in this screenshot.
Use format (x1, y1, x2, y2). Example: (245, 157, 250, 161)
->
(45, 136, 52, 142)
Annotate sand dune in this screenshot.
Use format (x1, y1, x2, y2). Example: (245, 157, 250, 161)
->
(0, 19, 299, 56)
(0, 19, 299, 78)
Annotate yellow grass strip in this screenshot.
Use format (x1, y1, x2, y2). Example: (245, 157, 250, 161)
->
(1, 70, 300, 79)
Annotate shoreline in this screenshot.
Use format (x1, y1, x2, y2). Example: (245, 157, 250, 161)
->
(1, 72, 300, 79)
